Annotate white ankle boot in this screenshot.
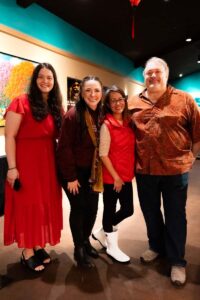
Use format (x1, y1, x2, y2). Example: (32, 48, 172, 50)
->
(105, 231, 130, 263)
(92, 228, 107, 248)
(171, 266, 186, 286)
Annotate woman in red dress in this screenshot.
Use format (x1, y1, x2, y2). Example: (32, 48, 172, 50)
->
(4, 63, 63, 272)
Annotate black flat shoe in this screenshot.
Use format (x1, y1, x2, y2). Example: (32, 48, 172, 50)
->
(84, 240, 99, 258)
(21, 252, 45, 272)
(34, 248, 51, 264)
(74, 247, 94, 268)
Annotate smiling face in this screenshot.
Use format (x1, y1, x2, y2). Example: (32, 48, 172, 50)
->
(81, 79, 102, 110)
(144, 60, 168, 94)
(36, 67, 54, 98)
(109, 91, 125, 115)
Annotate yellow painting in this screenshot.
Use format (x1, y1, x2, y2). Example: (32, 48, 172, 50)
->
(0, 52, 37, 126)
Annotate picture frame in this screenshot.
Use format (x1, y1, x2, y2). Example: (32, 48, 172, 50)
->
(0, 52, 38, 127)
(67, 77, 81, 109)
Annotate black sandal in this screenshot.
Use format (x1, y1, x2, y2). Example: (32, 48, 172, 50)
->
(34, 249, 51, 264)
(21, 252, 45, 272)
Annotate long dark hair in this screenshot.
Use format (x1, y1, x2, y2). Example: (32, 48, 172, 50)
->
(28, 63, 63, 130)
(75, 75, 103, 136)
(103, 85, 129, 121)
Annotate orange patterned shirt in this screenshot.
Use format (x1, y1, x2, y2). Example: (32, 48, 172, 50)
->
(128, 86, 200, 175)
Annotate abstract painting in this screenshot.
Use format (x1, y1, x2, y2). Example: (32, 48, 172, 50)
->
(0, 52, 38, 126)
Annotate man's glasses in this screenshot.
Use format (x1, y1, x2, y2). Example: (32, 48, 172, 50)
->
(110, 98, 125, 105)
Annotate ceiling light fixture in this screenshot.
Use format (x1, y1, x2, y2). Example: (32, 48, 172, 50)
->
(179, 73, 183, 77)
(186, 38, 192, 42)
(197, 55, 200, 64)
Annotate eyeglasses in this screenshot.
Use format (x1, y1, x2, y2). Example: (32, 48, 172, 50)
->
(110, 98, 125, 105)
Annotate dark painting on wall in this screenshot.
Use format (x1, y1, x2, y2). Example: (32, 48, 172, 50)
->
(0, 52, 38, 126)
(67, 77, 81, 109)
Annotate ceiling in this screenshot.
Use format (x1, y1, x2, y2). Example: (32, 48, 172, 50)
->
(17, 0, 200, 81)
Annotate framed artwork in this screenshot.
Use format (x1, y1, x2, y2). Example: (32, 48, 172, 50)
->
(0, 52, 38, 127)
(67, 77, 81, 109)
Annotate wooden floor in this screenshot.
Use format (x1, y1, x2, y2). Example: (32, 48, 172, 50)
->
(0, 161, 200, 300)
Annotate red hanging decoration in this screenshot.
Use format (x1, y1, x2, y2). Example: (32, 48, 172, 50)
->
(130, 0, 141, 6)
(129, 0, 141, 39)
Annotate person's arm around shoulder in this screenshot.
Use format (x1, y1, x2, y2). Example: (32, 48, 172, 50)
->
(5, 111, 22, 187)
(99, 123, 124, 192)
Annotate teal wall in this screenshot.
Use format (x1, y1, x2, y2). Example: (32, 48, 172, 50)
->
(173, 72, 200, 95)
(173, 72, 200, 105)
(129, 66, 144, 83)
(0, 0, 144, 83)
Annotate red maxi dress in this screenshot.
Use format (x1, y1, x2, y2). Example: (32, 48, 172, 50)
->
(4, 94, 63, 248)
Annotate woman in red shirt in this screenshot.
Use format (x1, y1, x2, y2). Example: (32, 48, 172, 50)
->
(93, 85, 135, 263)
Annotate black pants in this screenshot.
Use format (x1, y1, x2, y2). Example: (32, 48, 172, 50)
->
(0, 156, 8, 217)
(103, 182, 134, 232)
(63, 168, 99, 247)
(136, 173, 188, 267)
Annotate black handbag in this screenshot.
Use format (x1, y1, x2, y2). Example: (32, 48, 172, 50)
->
(0, 156, 8, 217)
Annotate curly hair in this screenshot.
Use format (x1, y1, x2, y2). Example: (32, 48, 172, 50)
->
(28, 63, 63, 130)
(103, 85, 130, 121)
(75, 75, 103, 137)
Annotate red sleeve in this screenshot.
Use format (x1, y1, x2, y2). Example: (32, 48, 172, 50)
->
(4, 95, 27, 118)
